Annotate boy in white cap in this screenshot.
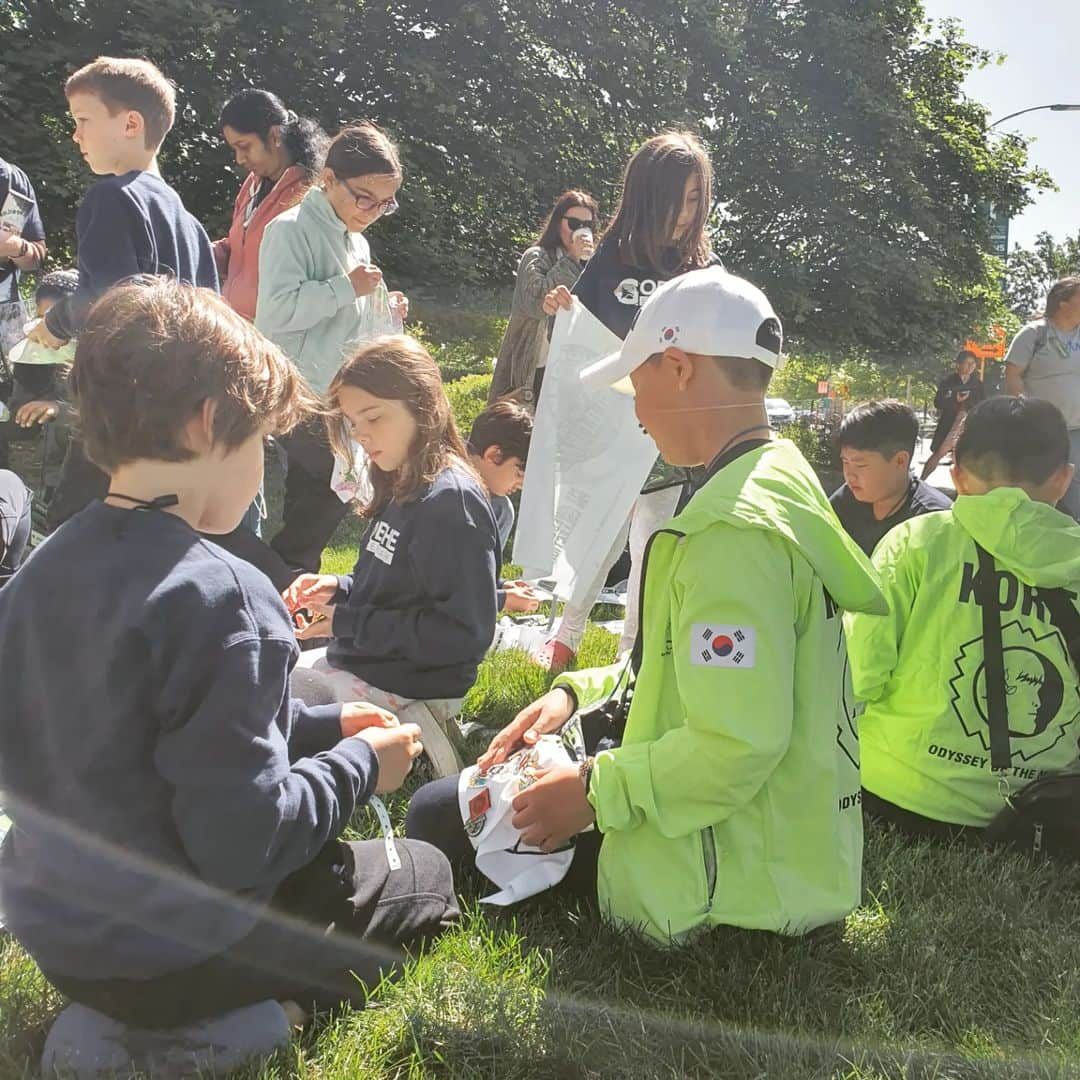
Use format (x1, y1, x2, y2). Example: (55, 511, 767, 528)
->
(408, 266, 886, 942)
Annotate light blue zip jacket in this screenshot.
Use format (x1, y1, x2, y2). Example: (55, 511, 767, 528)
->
(255, 186, 382, 394)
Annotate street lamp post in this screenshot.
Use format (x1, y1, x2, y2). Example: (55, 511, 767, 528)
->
(991, 104, 1080, 129)
(985, 104, 1080, 260)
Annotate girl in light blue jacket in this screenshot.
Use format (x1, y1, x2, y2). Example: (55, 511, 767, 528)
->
(256, 122, 409, 573)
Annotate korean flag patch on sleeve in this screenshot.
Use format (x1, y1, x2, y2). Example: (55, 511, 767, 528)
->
(691, 624, 756, 668)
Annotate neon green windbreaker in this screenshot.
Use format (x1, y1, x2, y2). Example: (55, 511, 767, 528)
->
(556, 440, 886, 944)
(847, 488, 1080, 827)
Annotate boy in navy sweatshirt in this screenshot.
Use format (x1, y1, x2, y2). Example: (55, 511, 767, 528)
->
(27, 57, 219, 530)
(466, 398, 541, 614)
(0, 280, 458, 1029)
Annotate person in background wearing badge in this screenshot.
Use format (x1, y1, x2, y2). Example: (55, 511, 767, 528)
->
(1005, 277, 1080, 521)
(407, 266, 886, 945)
(0, 156, 47, 380)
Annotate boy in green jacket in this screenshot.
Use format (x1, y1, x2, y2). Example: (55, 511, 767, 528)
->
(407, 267, 886, 943)
(847, 396, 1080, 835)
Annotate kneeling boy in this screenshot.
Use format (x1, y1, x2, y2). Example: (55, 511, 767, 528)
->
(408, 267, 885, 943)
(847, 395, 1080, 837)
(466, 398, 541, 613)
(0, 280, 457, 1029)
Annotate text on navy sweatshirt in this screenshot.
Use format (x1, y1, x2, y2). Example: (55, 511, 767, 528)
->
(329, 465, 498, 699)
(0, 502, 376, 981)
(45, 171, 219, 341)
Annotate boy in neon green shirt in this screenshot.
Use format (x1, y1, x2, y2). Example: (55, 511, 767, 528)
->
(407, 267, 886, 943)
(847, 396, 1080, 836)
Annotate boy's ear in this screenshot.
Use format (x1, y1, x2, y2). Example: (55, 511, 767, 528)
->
(660, 346, 693, 390)
(481, 445, 505, 466)
(124, 109, 145, 143)
(1049, 462, 1076, 506)
(893, 449, 912, 472)
(951, 462, 977, 496)
(183, 399, 217, 453)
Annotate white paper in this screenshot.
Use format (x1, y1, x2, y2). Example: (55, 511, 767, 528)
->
(513, 301, 657, 599)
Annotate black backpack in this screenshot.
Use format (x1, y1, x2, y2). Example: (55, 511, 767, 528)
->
(975, 542, 1080, 860)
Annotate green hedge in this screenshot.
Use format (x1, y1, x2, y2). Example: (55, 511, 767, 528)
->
(445, 373, 492, 437)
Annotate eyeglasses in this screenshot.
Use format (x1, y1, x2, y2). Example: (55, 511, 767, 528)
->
(340, 178, 399, 217)
(564, 215, 594, 231)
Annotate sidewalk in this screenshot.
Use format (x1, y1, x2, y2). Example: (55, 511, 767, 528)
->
(915, 434, 956, 495)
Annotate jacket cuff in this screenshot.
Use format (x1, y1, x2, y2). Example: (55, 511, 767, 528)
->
(587, 742, 649, 834)
(334, 575, 353, 603)
(288, 703, 344, 761)
(44, 306, 71, 342)
(330, 273, 357, 310)
(330, 735, 380, 804)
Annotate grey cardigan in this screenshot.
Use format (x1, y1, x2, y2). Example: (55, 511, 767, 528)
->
(488, 244, 582, 403)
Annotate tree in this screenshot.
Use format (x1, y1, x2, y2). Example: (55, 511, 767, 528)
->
(1005, 231, 1080, 320)
(0, 0, 1050, 360)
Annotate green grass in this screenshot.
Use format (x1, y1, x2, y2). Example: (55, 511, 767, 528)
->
(8, 798, 1080, 1077)
(9, 338, 1080, 1076)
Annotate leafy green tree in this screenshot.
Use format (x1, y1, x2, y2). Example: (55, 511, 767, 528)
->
(1005, 231, 1080, 320)
(0, 0, 1049, 361)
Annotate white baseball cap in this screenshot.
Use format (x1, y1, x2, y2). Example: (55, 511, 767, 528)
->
(580, 266, 785, 394)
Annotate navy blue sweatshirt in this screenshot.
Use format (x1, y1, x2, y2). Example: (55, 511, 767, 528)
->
(329, 466, 498, 699)
(0, 503, 376, 981)
(572, 235, 720, 340)
(45, 171, 219, 341)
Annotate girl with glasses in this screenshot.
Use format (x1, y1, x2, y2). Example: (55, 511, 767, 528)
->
(255, 122, 410, 575)
(488, 189, 599, 404)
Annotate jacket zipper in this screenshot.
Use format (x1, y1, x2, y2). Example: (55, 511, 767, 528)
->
(701, 827, 718, 911)
(629, 527, 685, 677)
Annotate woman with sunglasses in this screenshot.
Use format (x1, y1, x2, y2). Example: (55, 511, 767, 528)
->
(488, 190, 598, 404)
(256, 122, 409, 574)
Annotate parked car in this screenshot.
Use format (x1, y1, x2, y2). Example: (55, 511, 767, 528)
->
(766, 397, 795, 426)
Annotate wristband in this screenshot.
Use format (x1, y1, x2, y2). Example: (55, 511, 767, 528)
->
(579, 755, 595, 794)
(369, 795, 401, 871)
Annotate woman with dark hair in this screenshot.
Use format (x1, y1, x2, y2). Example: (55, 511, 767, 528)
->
(215, 89, 330, 321)
(1004, 276, 1080, 520)
(487, 189, 598, 404)
(920, 348, 985, 480)
(256, 121, 409, 574)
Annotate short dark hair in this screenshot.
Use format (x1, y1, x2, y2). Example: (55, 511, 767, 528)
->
(325, 122, 401, 181)
(35, 270, 79, 305)
(955, 349, 977, 365)
(468, 399, 533, 464)
(955, 396, 1069, 486)
(837, 400, 918, 459)
(219, 89, 329, 181)
(713, 356, 773, 392)
(72, 279, 317, 472)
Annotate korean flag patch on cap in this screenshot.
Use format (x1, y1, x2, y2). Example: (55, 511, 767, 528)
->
(691, 624, 756, 668)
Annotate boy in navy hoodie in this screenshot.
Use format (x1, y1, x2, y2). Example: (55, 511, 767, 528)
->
(0, 280, 457, 1028)
(27, 57, 219, 530)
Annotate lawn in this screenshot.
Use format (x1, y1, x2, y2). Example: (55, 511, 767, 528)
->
(6, 311, 1080, 1077)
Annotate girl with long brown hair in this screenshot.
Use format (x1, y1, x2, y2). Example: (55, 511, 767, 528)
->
(534, 130, 718, 672)
(285, 335, 500, 776)
(488, 188, 599, 403)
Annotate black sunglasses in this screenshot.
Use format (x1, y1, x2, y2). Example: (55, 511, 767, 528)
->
(564, 215, 594, 230)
